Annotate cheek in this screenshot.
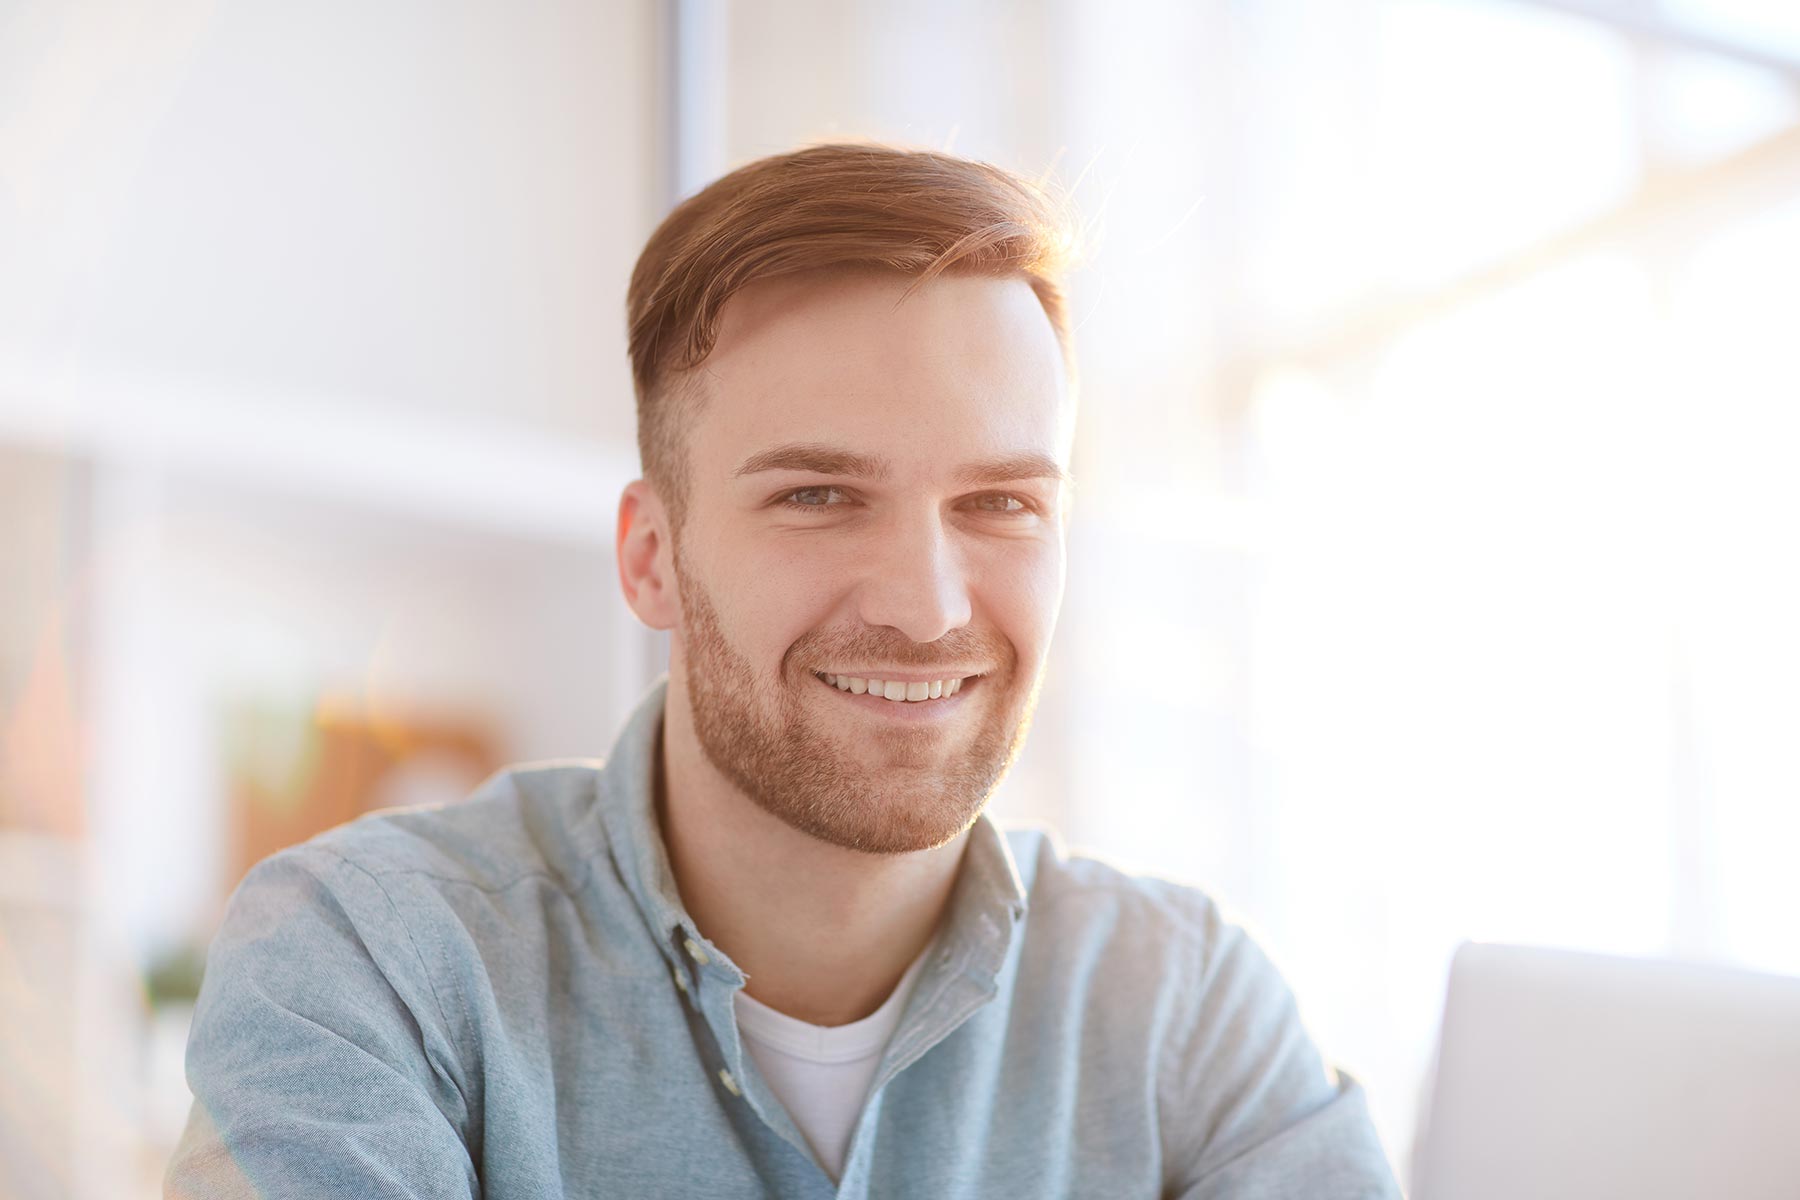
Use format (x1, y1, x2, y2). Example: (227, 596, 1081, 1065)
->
(972, 538, 1065, 664)
(719, 519, 879, 599)
(706, 534, 851, 671)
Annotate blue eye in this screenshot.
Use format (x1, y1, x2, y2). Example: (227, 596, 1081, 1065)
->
(969, 494, 1027, 513)
(781, 486, 852, 509)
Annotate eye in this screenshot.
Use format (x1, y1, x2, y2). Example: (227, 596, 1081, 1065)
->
(966, 493, 1033, 515)
(779, 485, 854, 510)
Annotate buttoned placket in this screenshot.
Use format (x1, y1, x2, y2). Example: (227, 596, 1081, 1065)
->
(660, 906, 1031, 1200)
(651, 864, 1030, 1195)
(829, 895, 1030, 1194)
(666, 856, 1029, 1182)
(664, 920, 841, 1183)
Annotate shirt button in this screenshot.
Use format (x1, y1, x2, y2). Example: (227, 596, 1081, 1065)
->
(717, 1068, 742, 1096)
(684, 937, 710, 965)
(671, 966, 689, 994)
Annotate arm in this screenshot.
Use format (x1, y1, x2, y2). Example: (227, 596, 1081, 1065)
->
(165, 846, 478, 1199)
(1163, 923, 1400, 1200)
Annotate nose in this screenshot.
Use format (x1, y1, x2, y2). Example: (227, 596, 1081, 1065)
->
(855, 508, 973, 644)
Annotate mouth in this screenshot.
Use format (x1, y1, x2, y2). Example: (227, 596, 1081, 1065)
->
(811, 670, 980, 706)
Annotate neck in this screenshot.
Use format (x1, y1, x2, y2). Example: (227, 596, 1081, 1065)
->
(658, 681, 966, 1027)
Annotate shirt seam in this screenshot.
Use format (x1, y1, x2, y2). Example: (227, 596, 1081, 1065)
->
(330, 767, 613, 900)
(306, 843, 477, 1082)
(1022, 878, 1220, 1187)
(345, 860, 587, 896)
(1168, 920, 1248, 1184)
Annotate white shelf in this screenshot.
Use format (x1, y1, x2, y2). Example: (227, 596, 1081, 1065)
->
(0, 353, 637, 547)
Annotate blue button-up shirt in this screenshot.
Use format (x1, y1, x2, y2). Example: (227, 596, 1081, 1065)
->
(168, 678, 1399, 1197)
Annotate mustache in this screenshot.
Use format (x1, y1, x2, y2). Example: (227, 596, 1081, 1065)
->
(788, 626, 1010, 673)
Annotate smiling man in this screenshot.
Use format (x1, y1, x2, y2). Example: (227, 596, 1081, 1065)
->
(168, 144, 1400, 1198)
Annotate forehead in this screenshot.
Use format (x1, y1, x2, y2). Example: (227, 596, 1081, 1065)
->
(688, 270, 1071, 474)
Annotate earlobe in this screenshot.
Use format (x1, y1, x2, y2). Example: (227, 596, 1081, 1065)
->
(616, 481, 679, 631)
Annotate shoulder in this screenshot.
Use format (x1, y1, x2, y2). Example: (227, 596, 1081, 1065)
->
(299, 758, 612, 896)
(1000, 830, 1384, 1186)
(1005, 825, 1236, 975)
(200, 759, 621, 1062)
(1000, 827, 1308, 1097)
(210, 758, 617, 987)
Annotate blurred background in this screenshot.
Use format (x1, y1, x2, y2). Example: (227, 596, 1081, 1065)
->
(3, 0, 1798, 1194)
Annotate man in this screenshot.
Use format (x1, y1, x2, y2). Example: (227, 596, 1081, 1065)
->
(168, 143, 1400, 1198)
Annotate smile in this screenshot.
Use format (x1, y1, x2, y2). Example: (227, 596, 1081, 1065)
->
(814, 672, 969, 702)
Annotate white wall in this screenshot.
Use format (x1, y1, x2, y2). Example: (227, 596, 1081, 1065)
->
(2, 0, 659, 444)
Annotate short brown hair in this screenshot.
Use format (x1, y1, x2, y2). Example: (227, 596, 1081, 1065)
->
(625, 141, 1081, 521)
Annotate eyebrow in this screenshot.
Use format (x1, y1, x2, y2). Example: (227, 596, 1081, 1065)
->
(733, 442, 1070, 487)
(952, 451, 1071, 487)
(734, 443, 889, 480)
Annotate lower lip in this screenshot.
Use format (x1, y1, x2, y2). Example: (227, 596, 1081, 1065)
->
(810, 673, 978, 720)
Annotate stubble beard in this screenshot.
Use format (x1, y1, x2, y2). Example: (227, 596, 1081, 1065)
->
(675, 558, 1039, 855)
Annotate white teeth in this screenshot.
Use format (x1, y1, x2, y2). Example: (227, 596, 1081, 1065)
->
(819, 673, 970, 701)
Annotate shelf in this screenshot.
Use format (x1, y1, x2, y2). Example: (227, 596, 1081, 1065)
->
(0, 353, 638, 547)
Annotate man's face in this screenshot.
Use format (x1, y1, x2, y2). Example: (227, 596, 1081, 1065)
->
(667, 269, 1073, 855)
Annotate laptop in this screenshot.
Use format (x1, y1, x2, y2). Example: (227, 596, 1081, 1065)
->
(1412, 941, 1800, 1200)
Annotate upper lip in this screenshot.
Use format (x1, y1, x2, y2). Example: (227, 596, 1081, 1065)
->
(814, 669, 985, 682)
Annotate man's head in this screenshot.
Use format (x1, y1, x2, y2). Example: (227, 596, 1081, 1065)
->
(617, 142, 1080, 856)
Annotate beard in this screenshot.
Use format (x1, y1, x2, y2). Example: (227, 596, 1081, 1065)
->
(675, 557, 1040, 855)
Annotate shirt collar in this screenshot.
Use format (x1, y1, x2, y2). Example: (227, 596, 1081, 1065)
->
(593, 675, 1030, 980)
(594, 676, 704, 972)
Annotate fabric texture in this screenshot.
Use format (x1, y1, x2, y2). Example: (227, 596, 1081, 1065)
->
(166, 676, 1401, 1198)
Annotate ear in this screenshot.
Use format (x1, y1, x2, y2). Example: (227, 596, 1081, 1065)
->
(616, 480, 680, 631)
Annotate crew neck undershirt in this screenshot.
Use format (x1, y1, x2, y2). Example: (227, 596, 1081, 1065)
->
(732, 944, 934, 1180)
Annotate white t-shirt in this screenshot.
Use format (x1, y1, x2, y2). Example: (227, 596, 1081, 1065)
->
(732, 947, 932, 1180)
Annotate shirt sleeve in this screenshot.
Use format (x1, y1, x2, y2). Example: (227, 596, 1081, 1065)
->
(164, 845, 479, 1199)
(1162, 920, 1401, 1199)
